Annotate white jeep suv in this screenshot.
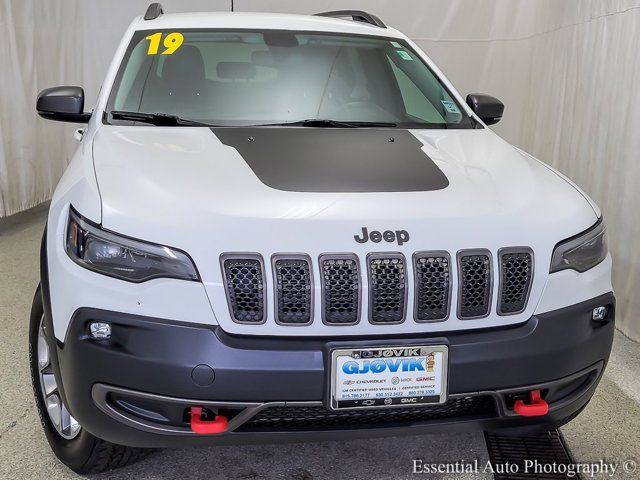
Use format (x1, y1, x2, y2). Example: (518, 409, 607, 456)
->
(31, 4, 614, 473)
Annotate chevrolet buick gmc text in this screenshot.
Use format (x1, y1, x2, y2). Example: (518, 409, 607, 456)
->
(31, 4, 614, 473)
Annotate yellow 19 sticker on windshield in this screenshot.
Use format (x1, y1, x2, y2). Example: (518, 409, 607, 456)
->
(145, 32, 184, 55)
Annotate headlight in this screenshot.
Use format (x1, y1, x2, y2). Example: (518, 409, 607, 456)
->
(550, 218, 608, 273)
(65, 207, 199, 282)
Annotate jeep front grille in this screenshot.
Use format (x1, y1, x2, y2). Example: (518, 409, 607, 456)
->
(220, 248, 533, 327)
(414, 252, 451, 321)
(273, 255, 313, 325)
(221, 255, 266, 324)
(320, 254, 361, 325)
(457, 250, 493, 319)
(498, 248, 534, 315)
(367, 254, 407, 323)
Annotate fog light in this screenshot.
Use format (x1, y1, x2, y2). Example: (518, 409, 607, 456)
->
(592, 306, 608, 321)
(89, 322, 111, 339)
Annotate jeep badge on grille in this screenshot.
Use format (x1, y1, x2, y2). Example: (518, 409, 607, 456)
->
(354, 227, 410, 246)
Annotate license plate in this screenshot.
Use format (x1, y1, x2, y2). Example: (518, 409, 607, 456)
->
(329, 345, 448, 410)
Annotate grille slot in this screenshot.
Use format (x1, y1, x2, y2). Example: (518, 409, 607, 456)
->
(367, 254, 407, 324)
(221, 255, 266, 324)
(320, 254, 361, 325)
(237, 396, 497, 432)
(272, 255, 313, 325)
(457, 250, 492, 319)
(498, 248, 534, 315)
(414, 252, 451, 321)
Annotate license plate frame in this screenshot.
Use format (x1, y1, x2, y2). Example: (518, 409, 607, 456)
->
(328, 344, 449, 411)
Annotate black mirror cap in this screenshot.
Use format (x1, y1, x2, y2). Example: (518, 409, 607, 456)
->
(36, 86, 91, 123)
(466, 94, 504, 126)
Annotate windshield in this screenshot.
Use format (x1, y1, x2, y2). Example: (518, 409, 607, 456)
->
(106, 29, 475, 128)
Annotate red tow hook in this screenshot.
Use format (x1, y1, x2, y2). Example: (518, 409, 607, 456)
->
(190, 407, 228, 435)
(514, 390, 549, 417)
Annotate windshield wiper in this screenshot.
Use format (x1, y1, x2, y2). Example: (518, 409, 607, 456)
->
(109, 112, 398, 129)
(109, 110, 211, 127)
(258, 119, 398, 128)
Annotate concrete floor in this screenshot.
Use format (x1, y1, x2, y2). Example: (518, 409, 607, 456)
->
(0, 205, 638, 479)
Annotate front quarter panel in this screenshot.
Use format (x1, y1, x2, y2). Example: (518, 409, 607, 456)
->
(46, 125, 218, 343)
(535, 254, 613, 315)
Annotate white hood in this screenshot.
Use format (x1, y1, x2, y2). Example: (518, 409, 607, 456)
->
(91, 125, 598, 335)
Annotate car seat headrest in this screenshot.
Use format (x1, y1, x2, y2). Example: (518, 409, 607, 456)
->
(161, 45, 205, 84)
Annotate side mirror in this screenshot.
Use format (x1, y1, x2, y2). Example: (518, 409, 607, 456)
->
(466, 94, 504, 125)
(36, 86, 91, 123)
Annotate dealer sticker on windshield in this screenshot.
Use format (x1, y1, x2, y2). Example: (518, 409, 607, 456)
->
(441, 100, 461, 114)
(330, 345, 448, 410)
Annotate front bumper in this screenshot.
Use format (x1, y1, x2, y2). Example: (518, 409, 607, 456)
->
(54, 293, 614, 448)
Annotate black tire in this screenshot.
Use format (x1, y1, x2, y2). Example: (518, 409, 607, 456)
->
(29, 285, 153, 474)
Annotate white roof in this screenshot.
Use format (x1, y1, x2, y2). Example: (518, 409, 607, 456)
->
(134, 11, 403, 38)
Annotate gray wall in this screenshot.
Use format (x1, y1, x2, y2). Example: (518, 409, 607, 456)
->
(1, 0, 639, 340)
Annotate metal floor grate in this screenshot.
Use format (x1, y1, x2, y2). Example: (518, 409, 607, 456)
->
(485, 430, 580, 480)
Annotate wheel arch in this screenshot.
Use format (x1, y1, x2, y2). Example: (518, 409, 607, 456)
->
(38, 226, 73, 412)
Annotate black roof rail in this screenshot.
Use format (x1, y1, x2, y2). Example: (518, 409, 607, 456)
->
(314, 10, 386, 29)
(144, 3, 164, 20)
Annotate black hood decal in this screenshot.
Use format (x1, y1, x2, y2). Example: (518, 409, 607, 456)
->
(211, 128, 449, 193)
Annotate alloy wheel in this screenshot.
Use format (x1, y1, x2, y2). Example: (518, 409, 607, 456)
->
(37, 316, 81, 440)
